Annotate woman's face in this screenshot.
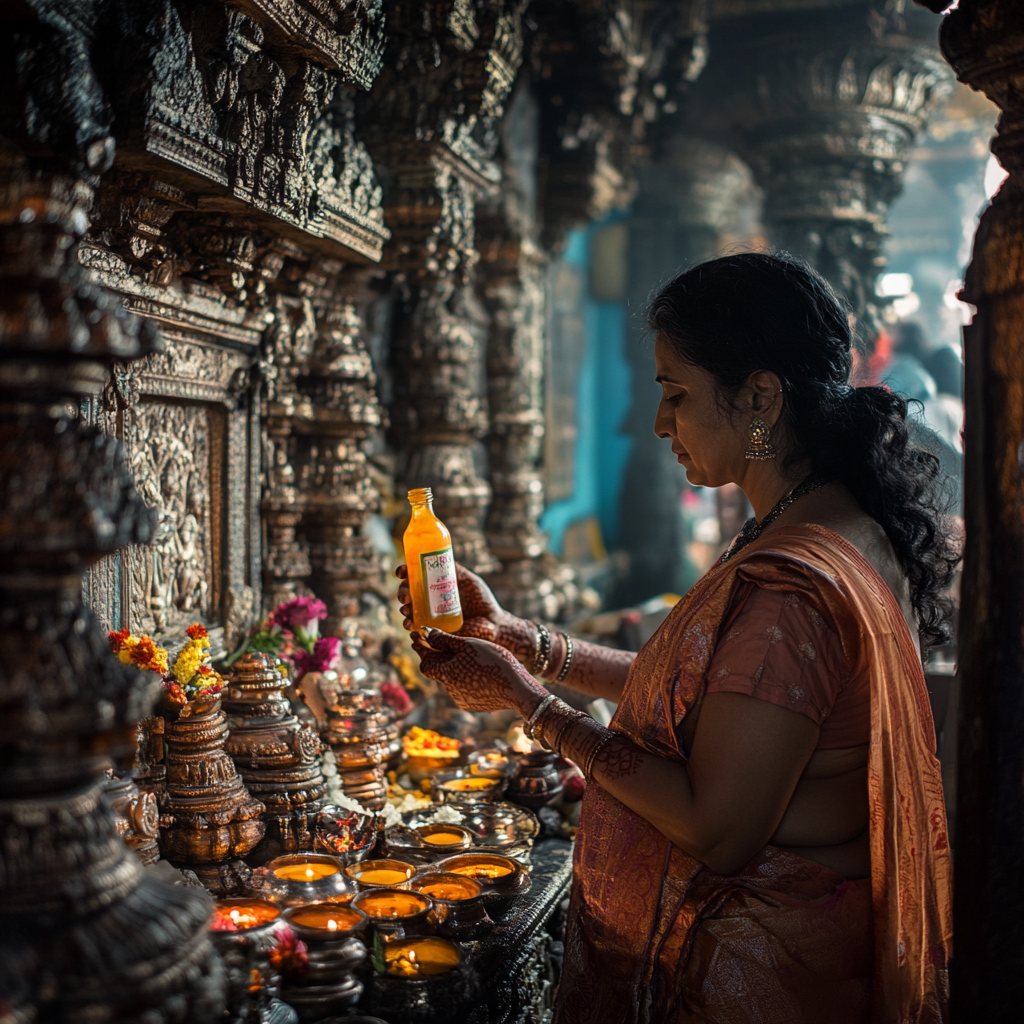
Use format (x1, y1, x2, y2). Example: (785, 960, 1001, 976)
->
(653, 333, 749, 488)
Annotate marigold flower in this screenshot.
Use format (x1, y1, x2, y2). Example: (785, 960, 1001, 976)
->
(186, 622, 209, 640)
(117, 637, 139, 666)
(164, 681, 187, 705)
(108, 628, 131, 654)
(172, 639, 206, 686)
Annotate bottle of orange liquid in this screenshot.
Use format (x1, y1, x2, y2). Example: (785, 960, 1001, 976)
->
(403, 488, 464, 633)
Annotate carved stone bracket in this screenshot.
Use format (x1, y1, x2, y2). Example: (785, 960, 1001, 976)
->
(695, 10, 953, 321)
(94, 0, 390, 264)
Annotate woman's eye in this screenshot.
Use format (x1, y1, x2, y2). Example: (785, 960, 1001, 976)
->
(665, 392, 684, 406)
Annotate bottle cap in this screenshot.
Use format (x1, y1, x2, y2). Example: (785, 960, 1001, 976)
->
(408, 487, 433, 504)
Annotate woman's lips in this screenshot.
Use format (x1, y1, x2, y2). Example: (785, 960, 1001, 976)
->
(674, 450, 690, 462)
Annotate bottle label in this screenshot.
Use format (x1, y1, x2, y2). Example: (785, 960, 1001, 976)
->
(420, 546, 461, 618)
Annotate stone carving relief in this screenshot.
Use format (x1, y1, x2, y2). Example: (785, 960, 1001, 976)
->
(93, 0, 390, 265)
(127, 402, 215, 635)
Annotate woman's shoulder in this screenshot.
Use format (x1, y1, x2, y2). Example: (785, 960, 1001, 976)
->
(734, 520, 918, 648)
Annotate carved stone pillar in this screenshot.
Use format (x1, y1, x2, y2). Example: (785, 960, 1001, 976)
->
(298, 265, 385, 630)
(615, 139, 758, 604)
(0, 12, 224, 1010)
(529, 0, 709, 248)
(933, 1, 1024, 1013)
(477, 85, 547, 615)
(361, 1, 536, 575)
(698, 6, 953, 321)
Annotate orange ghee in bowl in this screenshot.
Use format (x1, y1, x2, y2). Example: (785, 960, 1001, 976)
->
(357, 868, 411, 886)
(358, 891, 429, 918)
(288, 906, 363, 931)
(449, 862, 512, 880)
(441, 777, 495, 792)
(384, 936, 460, 977)
(422, 831, 465, 846)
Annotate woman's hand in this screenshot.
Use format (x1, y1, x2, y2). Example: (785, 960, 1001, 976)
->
(395, 563, 538, 665)
(410, 628, 546, 716)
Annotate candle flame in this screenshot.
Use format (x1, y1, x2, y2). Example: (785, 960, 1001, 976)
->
(304, 867, 314, 879)
(408, 949, 417, 961)
(327, 919, 338, 931)
(230, 909, 241, 921)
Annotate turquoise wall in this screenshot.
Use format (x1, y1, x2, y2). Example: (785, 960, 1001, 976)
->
(540, 224, 634, 555)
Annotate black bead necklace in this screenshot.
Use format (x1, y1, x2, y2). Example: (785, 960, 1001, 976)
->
(719, 476, 828, 564)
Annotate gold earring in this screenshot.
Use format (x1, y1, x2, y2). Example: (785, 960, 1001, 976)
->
(745, 416, 778, 461)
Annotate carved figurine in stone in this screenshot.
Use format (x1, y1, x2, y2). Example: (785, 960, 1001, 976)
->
(160, 694, 267, 892)
(223, 652, 328, 860)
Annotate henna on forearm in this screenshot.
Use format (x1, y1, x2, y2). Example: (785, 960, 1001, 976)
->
(534, 700, 647, 782)
(540, 634, 634, 702)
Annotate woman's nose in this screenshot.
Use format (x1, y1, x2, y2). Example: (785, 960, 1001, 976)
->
(654, 403, 674, 439)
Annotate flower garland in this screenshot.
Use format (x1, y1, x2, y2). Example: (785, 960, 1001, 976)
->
(165, 623, 224, 705)
(109, 628, 169, 674)
(108, 622, 223, 707)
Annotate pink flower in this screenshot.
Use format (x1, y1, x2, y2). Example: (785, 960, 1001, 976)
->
(271, 597, 327, 634)
(292, 635, 340, 681)
(381, 680, 413, 716)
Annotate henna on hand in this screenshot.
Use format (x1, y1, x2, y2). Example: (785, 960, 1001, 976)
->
(410, 627, 545, 715)
(540, 635, 634, 701)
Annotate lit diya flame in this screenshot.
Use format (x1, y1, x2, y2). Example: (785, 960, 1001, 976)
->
(273, 861, 339, 881)
(384, 937, 460, 977)
(212, 902, 278, 931)
(403, 726, 461, 759)
(288, 906, 362, 932)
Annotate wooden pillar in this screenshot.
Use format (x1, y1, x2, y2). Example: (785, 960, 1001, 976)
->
(936, 2, 1024, 1015)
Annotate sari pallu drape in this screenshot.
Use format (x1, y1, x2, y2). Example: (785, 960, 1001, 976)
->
(554, 525, 952, 1024)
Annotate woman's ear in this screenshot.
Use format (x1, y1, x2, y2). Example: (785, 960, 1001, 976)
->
(747, 370, 784, 423)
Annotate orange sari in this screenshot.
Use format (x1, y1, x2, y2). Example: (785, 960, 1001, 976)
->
(554, 525, 952, 1024)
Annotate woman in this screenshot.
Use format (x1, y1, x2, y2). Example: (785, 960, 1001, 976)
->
(397, 253, 956, 1023)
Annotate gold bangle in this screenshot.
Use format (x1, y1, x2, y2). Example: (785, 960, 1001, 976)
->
(530, 622, 552, 676)
(555, 633, 575, 683)
(583, 732, 615, 780)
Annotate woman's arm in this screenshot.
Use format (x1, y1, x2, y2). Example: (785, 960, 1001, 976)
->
(540, 691, 819, 875)
(540, 631, 634, 702)
(412, 628, 819, 876)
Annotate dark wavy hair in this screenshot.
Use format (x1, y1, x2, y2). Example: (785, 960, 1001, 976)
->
(647, 251, 960, 650)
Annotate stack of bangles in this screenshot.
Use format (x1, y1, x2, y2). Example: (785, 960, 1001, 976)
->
(522, 692, 616, 781)
(528, 622, 575, 683)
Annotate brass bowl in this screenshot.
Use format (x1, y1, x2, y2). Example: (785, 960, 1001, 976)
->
(431, 769, 503, 806)
(433, 852, 530, 917)
(384, 823, 474, 866)
(264, 853, 353, 906)
(411, 871, 493, 941)
(351, 888, 434, 943)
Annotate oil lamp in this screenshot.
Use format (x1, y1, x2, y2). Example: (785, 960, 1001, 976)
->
(281, 905, 368, 1021)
